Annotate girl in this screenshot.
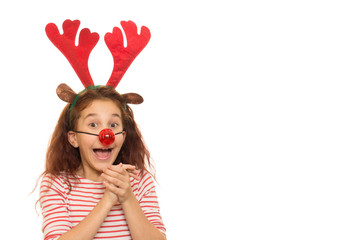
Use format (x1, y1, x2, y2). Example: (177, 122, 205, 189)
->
(39, 20, 166, 240)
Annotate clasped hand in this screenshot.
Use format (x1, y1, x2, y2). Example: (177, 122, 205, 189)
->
(101, 163, 140, 204)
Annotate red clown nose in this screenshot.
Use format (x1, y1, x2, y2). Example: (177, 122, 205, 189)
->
(98, 128, 115, 146)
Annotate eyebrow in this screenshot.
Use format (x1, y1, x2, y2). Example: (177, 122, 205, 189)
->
(84, 113, 98, 120)
(83, 113, 122, 120)
(111, 113, 122, 119)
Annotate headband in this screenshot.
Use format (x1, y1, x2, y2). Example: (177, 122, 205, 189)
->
(46, 19, 151, 128)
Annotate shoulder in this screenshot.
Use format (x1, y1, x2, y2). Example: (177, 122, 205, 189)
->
(40, 173, 70, 197)
(139, 171, 155, 186)
(135, 171, 157, 197)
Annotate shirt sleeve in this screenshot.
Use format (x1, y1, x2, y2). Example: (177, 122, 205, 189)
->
(39, 174, 71, 240)
(137, 172, 166, 234)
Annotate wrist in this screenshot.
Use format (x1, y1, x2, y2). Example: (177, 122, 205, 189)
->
(121, 191, 137, 207)
(101, 192, 117, 208)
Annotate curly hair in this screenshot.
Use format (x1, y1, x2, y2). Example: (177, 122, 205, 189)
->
(40, 86, 153, 188)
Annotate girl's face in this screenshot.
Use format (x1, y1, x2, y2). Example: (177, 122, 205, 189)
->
(68, 99, 126, 181)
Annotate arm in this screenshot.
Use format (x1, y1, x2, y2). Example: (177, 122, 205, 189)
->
(102, 164, 166, 240)
(122, 193, 166, 240)
(40, 175, 117, 240)
(57, 193, 115, 240)
(40, 175, 71, 240)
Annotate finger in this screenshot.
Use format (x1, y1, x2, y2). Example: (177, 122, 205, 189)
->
(108, 164, 127, 175)
(108, 164, 140, 180)
(119, 164, 140, 179)
(121, 164, 136, 170)
(128, 172, 141, 181)
(105, 165, 128, 178)
(101, 172, 126, 188)
(124, 167, 140, 180)
(109, 163, 137, 172)
(104, 181, 121, 195)
(103, 181, 132, 204)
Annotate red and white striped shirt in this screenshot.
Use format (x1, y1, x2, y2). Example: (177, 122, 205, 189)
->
(39, 171, 165, 240)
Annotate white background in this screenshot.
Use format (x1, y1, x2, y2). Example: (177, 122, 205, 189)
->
(0, 0, 360, 239)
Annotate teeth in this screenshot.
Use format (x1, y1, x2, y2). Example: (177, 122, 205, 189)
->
(93, 148, 112, 159)
(93, 149, 113, 153)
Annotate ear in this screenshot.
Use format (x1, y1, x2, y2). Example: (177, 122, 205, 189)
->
(57, 83, 77, 103)
(121, 93, 143, 104)
(68, 131, 79, 148)
(122, 130, 126, 141)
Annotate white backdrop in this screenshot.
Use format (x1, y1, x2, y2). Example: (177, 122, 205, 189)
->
(1, 0, 360, 239)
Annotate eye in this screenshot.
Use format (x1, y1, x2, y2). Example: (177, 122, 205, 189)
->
(89, 122, 98, 128)
(110, 122, 119, 128)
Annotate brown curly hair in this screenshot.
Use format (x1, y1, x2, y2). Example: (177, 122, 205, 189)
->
(40, 86, 153, 188)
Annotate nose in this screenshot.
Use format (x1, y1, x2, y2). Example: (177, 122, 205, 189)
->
(98, 128, 115, 146)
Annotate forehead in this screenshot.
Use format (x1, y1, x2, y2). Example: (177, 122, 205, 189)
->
(80, 99, 122, 118)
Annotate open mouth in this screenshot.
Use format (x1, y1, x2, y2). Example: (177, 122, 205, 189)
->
(93, 148, 113, 160)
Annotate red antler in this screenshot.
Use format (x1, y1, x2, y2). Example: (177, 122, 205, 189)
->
(105, 21, 151, 88)
(45, 20, 99, 88)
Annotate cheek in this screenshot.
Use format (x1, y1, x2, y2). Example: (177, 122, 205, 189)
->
(115, 134, 126, 147)
(78, 135, 97, 148)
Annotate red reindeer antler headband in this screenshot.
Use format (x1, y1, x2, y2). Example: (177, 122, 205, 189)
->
(46, 19, 150, 89)
(46, 19, 151, 133)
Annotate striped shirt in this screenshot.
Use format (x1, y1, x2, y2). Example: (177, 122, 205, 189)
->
(39, 171, 165, 240)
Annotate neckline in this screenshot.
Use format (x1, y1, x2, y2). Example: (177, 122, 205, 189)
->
(75, 175, 104, 184)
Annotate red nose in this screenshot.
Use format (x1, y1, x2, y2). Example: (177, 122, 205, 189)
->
(98, 128, 115, 146)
